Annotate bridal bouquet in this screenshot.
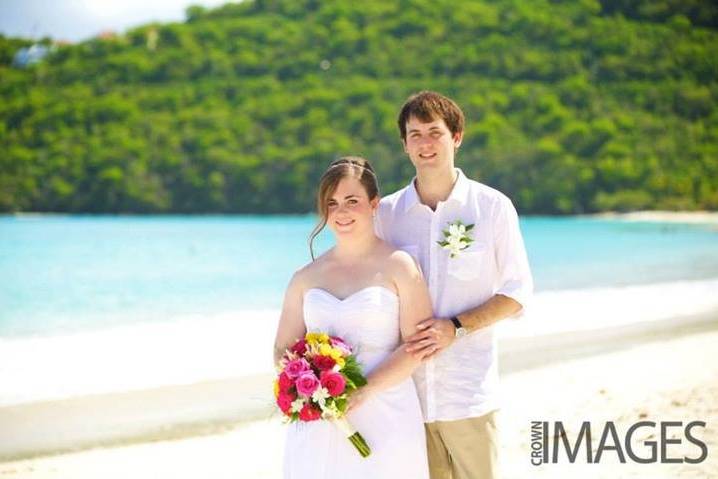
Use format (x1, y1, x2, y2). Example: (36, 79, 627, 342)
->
(274, 331, 371, 457)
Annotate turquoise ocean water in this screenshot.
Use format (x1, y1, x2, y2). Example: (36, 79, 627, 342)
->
(1, 214, 718, 338)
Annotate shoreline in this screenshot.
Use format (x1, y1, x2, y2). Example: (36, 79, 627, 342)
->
(3, 276, 718, 409)
(588, 210, 718, 224)
(2, 323, 716, 478)
(1, 309, 716, 462)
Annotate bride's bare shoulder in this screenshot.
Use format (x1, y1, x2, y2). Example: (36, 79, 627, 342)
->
(378, 242, 420, 276)
(290, 249, 333, 287)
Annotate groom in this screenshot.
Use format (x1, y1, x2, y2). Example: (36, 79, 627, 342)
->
(375, 91, 533, 479)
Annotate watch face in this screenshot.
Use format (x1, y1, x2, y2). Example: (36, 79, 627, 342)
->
(456, 327, 467, 338)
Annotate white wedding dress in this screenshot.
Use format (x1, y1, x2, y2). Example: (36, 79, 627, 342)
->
(283, 286, 429, 479)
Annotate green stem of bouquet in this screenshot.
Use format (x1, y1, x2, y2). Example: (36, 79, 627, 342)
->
(348, 432, 371, 458)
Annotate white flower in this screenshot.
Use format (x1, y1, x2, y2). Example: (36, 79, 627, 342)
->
(320, 401, 342, 420)
(438, 220, 474, 258)
(312, 387, 331, 409)
(447, 235, 461, 248)
(448, 223, 466, 237)
(290, 397, 306, 413)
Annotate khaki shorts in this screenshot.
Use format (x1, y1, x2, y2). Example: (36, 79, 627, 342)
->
(424, 410, 500, 479)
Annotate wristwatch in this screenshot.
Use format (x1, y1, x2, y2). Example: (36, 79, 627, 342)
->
(450, 316, 467, 338)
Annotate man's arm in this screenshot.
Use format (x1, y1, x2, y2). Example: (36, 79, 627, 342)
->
(406, 195, 533, 360)
(458, 294, 522, 332)
(405, 294, 520, 360)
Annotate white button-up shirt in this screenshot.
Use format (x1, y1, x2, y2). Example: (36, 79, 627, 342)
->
(375, 168, 533, 422)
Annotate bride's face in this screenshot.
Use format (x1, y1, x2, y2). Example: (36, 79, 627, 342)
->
(326, 177, 378, 237)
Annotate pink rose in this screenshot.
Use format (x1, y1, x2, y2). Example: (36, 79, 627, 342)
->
(312, 355, 336, 371)
(320, 370, 346, 396)
(276, 390, 295, 414)
(278, 372, 293, 392)
(284, 358, 310, 379)
(299, 403, 321, 422)
(330, 336, 352, 355)
(291, 339, 307, 356)
(295, 371, 320, 397)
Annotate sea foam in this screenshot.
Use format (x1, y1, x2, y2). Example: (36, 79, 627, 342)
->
(1, 278, 717, 407)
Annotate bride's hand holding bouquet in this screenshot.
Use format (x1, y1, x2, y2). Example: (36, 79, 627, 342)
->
(274, 331, 372, 457)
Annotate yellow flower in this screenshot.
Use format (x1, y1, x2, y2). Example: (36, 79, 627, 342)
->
(306, 342, 319, 356)
(318, 343, 342, 358)
(273, 379, 279, 398)
(316, 344, 346, 369)
(305, 332, 330, 345)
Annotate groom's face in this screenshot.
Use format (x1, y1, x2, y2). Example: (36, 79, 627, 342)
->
(402, 115, 463, 173)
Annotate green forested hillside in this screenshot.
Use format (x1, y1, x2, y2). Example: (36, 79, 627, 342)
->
(1, 0, 717, 214)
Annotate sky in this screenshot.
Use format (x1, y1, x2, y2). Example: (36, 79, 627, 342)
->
(0, 0, 235, 42)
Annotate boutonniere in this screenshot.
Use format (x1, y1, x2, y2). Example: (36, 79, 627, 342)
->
(437, 220, 474, 258)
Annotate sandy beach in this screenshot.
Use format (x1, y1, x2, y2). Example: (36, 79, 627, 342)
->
(2, 314, 716, 478)
(3, 210, 717, 476)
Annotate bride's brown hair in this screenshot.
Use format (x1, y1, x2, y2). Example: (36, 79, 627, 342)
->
(309, 156, 379, 260)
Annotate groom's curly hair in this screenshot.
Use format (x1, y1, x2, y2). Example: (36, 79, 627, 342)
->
(397, 90, 465, 141)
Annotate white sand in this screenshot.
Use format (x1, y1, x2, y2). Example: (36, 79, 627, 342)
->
(3, 309, 715, 462)
(500, 330, 718, 478)
(2, 322, 716, 478)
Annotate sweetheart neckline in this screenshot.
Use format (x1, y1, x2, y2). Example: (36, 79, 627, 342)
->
(304, 285, 399, 303)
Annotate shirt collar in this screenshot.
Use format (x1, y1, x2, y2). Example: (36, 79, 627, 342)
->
(402, 168, 470, 213)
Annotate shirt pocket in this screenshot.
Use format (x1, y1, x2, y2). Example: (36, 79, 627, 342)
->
(447, 244, 487, 281)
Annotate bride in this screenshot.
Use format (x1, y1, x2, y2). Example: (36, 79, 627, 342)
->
(273, 157, 432, 478)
